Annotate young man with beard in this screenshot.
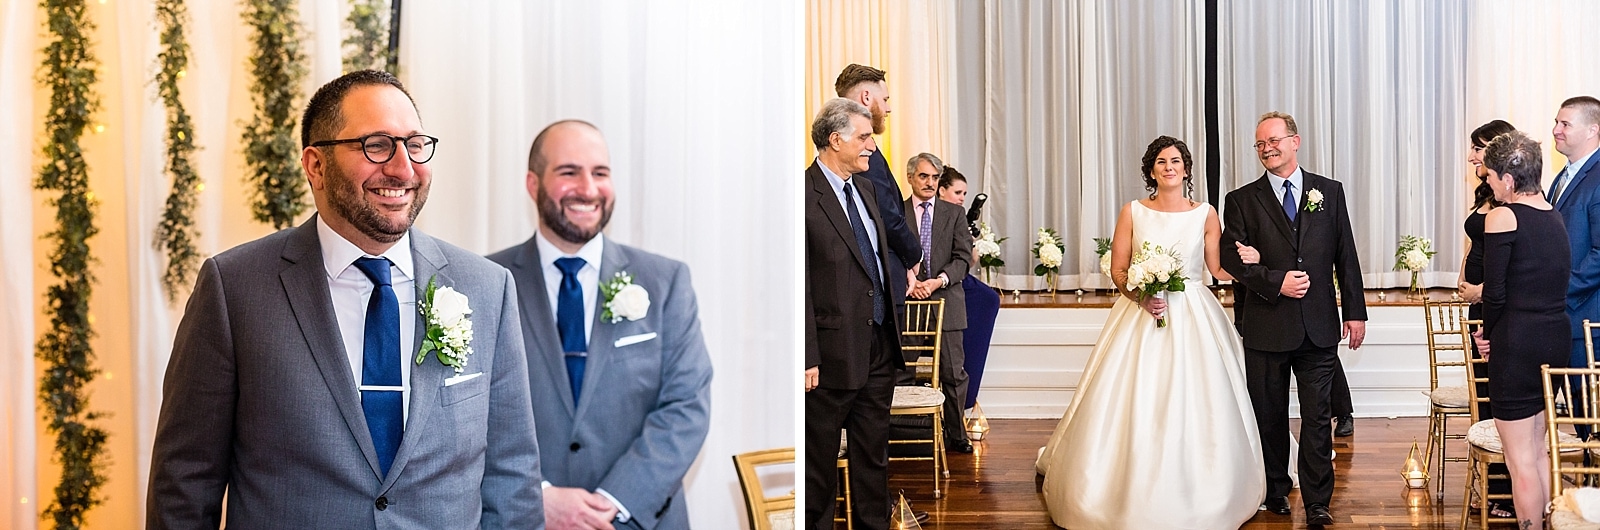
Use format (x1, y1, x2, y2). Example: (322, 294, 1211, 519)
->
(488, 120, 713, 530)
(148, 69, 544, 529)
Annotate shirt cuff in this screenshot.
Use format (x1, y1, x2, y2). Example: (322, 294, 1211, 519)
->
(541, 481, 551, 490)
(596, 488, 632, 523)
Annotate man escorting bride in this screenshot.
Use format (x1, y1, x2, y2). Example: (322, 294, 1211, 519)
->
(1035, 135, 1266, 529)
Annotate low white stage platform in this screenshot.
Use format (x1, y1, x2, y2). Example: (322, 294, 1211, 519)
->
(977, 288, 1453, 419)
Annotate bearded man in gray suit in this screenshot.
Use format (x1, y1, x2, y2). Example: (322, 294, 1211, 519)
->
(488, 120, 713, 530)
(147, 70, 545, 529)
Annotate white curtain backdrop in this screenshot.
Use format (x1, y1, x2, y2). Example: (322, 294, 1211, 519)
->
(0, 1, 797, 529)
(960, 0, 1208, 291)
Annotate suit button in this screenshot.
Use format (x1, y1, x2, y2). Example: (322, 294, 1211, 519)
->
(375, 496, 388, 510)
(570, 442, 581, 452)
(1297, 258, 1303, 263)
(867, 290, 875, 297)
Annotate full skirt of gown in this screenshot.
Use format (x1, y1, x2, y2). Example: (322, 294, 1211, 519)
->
(1034, 202, 1265, 529)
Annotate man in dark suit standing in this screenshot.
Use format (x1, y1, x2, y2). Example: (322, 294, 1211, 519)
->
(902, 152, 975, 454)
(1549, 97, 1600, 437)
(805, 98, 904, 530)
(1220, 111, 1367, 526)
(836, 64, 923, 332)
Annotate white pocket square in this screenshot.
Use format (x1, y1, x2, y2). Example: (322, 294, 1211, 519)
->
(614, 332, 658, 348)
(444, 372, 483, 387)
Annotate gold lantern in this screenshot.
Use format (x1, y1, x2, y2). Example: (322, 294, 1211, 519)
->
(966, 402, 990, 441)
(1400, 440, 1428, 488)
(890, 491, 923, 530)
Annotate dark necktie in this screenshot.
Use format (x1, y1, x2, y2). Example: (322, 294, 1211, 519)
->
(352, 257, 402, 476)
(1552, 165, 1573, 206)
(1281, 180, 1297, 222)
(919, 201, 934, 278)
(554, 257, 588, 403)
(844, 182, 886, 324)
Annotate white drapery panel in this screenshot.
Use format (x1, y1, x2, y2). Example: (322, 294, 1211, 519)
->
(1218, 0, 1468, 289)
(803, 0, 956, 179)
(958, 0, 1207, 291)
(0, 1, 796, 528)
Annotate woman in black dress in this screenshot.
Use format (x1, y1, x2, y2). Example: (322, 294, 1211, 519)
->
(1473, 130, 1570, 529)
(1459, 119, 1515, 516)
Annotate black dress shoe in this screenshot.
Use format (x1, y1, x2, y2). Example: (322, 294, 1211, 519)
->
(1334, 414, 1355, 437)
(1306, 503, 1333, 525)
(1262, 496, 1291, 515)
(946, 438, 974, 453)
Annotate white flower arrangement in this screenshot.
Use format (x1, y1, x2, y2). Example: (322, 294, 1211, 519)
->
(1125, 241, 1188, 328)
(601, 272, 650, 323)
(1031, 227, 1065, 276)
(417, 276, 474, 373)
(1093, 237, 1113, 277)
(1305, 188, 1325, 212)
(1392, 235, 1436, 272)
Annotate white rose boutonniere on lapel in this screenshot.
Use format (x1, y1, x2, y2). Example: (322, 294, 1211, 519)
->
(1304, 188, 1325, 212)
(418, 276, 474, 373)
(601, 272, 650, 323)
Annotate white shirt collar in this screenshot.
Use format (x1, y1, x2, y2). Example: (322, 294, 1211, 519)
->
(1268, 166, 1305, 194)
(316, 215, 414, 282)
(1568, 148, 1597, 179)
(535, 229, 605, 271)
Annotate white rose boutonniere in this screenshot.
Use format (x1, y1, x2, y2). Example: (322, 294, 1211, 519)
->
(417, 276, 474, 373)
(1304, 188, 1324, 212)
(602, 272, 650, 323)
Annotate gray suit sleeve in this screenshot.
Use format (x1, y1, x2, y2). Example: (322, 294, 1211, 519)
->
(480, 268, 547, 529)
(147, 258, 235, 529)
(597, 262, 714, 527)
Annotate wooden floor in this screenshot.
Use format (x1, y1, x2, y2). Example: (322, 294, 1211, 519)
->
(872, 416, 1483, 529)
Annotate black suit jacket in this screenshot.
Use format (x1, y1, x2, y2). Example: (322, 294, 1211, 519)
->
(806, 161, 905, 390)
(1220, 170, 1367, 352)
(905, 197, 972, 331)
(856, 148, 923, 308)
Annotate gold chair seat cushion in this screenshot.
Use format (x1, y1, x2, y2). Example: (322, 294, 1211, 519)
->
(1466, 419, 1584, 453)
(1430, 385, 1470, 408)
(1552, 487, 1600, 529)
(768, 509, 796, 530)
(892, 385, 946, 409)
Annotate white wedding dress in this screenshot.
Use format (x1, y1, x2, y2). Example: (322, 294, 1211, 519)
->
(1035, 201, 1265, 529)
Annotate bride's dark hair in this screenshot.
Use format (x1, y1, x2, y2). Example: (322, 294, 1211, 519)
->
(1141, 135, 1195, 199)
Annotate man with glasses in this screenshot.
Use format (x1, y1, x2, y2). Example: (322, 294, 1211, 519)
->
(1220, 111, 1367, 526)
(489, 120, 713, 529)
(147, 69, 545, 530)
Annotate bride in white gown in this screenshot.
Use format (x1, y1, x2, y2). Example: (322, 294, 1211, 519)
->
(1035, 136, 1265, 529)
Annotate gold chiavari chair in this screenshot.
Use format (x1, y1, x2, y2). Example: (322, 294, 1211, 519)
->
(1458, 319, 1514, 530)
(890, 299, 948, 498)
(1422, 299, 1473, 501)
(732, 447, 795, 530)
(835, 431, 851, 530)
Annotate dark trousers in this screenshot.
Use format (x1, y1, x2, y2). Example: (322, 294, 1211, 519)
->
(1331, 355, 1353, 417)
(940, 330, 969, 443)
(1246, 337, 1338, 507)
(805, 325, 896, 530)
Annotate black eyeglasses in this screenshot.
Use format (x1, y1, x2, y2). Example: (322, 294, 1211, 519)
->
(311, 133, 439, 164)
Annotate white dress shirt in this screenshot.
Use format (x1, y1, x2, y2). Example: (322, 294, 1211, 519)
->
(818, 157, 885, 282)
(1268, 166, 1305, 210)
(1558, 148, 1596, 202)
(532, 230, 632, 522)
(317, 217, 417, 424)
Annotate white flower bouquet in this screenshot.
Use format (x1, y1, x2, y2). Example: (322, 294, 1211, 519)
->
(975, 222, 1006, 283)
(1392, 235, 1436, 294)
(1032, 227, 1065, 293)
(1125, 241, 1188, 328)
(1093, 237, 1112, 277)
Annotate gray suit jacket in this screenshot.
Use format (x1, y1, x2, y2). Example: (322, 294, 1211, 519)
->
(489, 237, 712, 529)
(147, 217, 544, 530)
(904, 197, 972, 331)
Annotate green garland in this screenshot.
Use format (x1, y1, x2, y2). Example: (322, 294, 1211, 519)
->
(242, 0, 309, 229)
(154, 0, 201, 301)
(35, 0, 109, 528)
(343, 0, 392, 73)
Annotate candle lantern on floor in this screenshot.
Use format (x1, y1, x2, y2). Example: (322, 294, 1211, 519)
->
(1401, 440, 1428, 488)
(966, 402, 990, 441)
(891, 491, 923, 530)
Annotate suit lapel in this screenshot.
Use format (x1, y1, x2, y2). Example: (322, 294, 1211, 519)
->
(382, 230, 451, 487)
(578, 240, 632, 420)
(1251, 175, 1296, 249)
(512, 239, 579, 417)
(811, 163, 875, 278)
(279, 217, 385, 480)
(1296, 174, 1317, 250)
(1560, 154, 1600, 211)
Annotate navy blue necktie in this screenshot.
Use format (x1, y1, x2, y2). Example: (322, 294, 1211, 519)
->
(843, 182, 886, 324)
(1281, 180, 1297, 222)
(554, 257, 588, 403)
(352, 257, 402, 476)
